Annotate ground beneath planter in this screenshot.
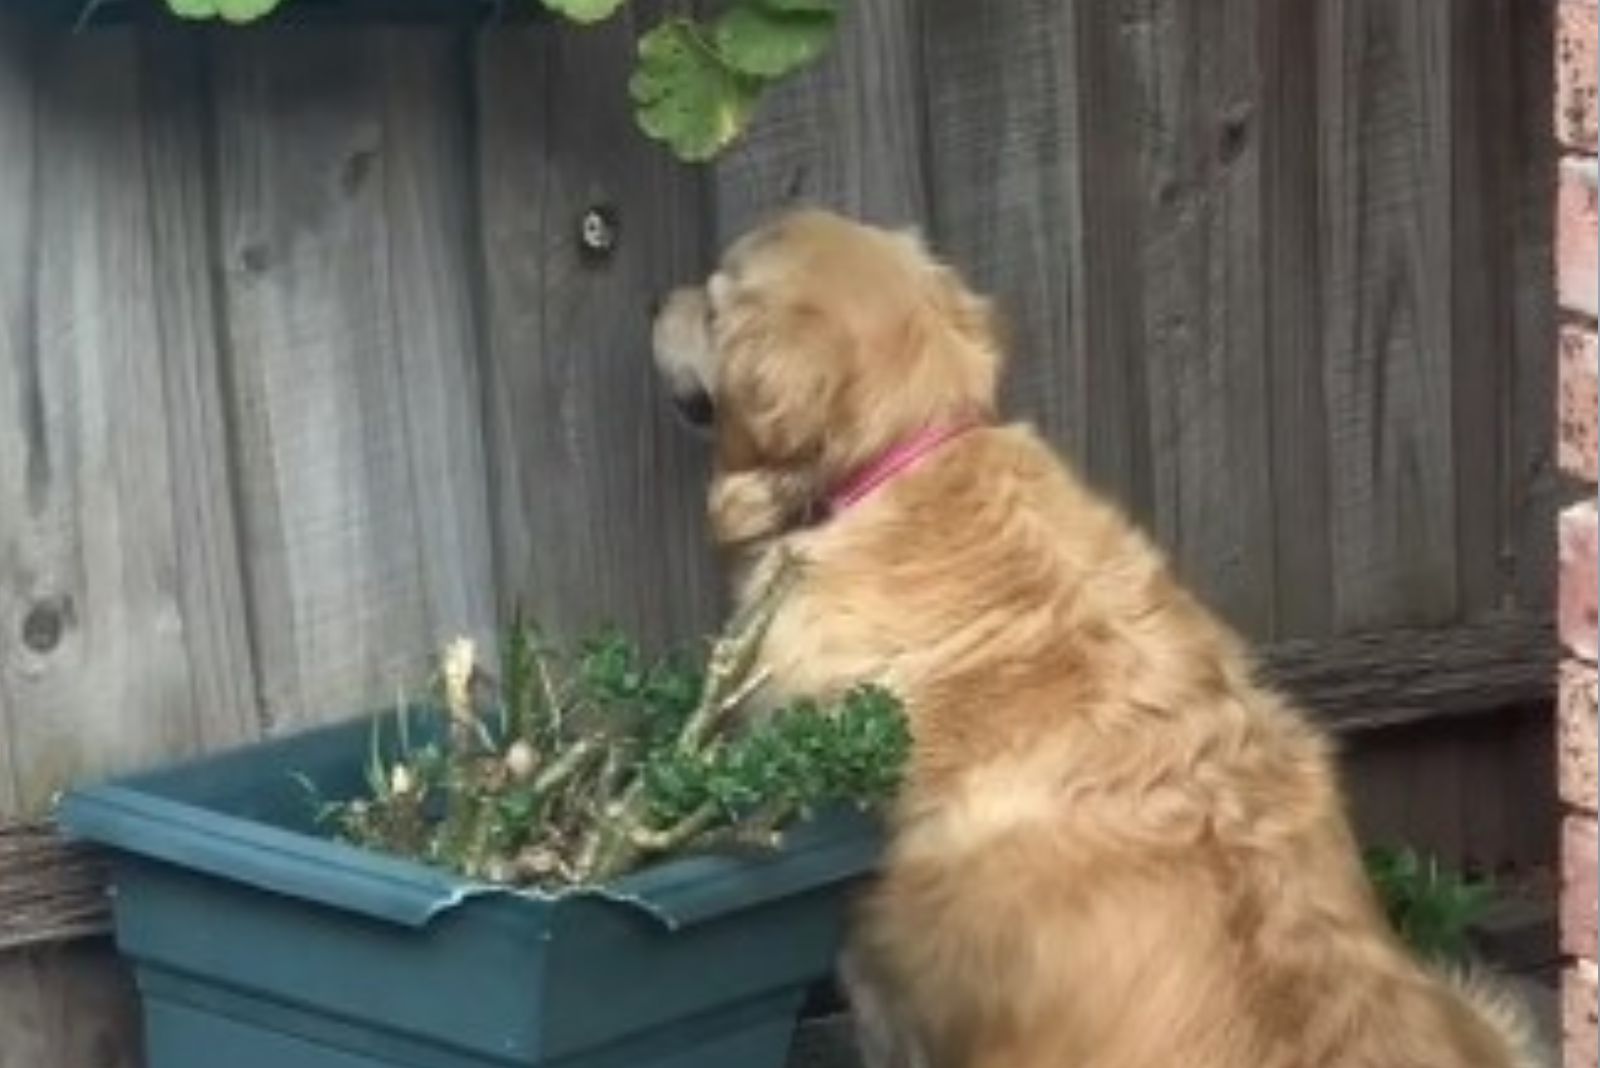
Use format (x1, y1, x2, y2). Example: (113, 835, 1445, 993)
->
(786, 1013, 858, 1068)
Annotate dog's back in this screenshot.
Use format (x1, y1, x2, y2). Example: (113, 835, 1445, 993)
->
(760, 427, 1543, 1068)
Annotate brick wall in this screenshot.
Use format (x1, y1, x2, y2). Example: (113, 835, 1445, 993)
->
(1558, 4, 1600, 1068)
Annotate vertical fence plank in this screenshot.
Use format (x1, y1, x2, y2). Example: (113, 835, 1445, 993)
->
(141, 30, 263, 743)
(919, 0, 1091, 459)
(1067, 1, 1156, 521)
(1460, 715, 1514, 872)
(475, 12, 717, 647)
(709, 0, 927, 239)
(1131, 0, 1277, 635)
(0, 10, 40, 818)
(376, 30, 497, 644)
(211, 29, 493, 731)
(1507, 700, 1559, 872)
(1261, 0, 1335, 639)
(1449, 0, 1516, 622)
(1318, 0, 1458, 630)
(0, 23, 221, 1068)
(0, 943, 139, 1068)
(0, 29, 215, 809)
(1505, 0, 1558, 617)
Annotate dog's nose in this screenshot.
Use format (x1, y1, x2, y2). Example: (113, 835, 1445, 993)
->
(646, 292, 665, 319)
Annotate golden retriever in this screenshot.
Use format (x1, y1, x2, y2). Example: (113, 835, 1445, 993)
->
(650, 209, 1543, 1068)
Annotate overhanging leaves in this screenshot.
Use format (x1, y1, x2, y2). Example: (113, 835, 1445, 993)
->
(166, 0, 284, 22)
(539, 0, 627, 25)
(155, 0, 845, 160)
(630, 19, 763, 163)
(713, 2, 837, 80)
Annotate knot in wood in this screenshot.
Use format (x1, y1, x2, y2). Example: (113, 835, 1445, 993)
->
(578, 205, 620, 262)
(21, 597, 68, 653)
(1218, 103, 1253, 164)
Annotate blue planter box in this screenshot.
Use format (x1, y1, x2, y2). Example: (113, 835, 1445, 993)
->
(58, 716, 880, 1068)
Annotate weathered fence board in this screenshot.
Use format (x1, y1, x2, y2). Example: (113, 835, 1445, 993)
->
(919, 0, 1091, 466)
(1502, 0, 1559, 616)
(0, 943, 138, 1068)
(1129, 0, 1278, 635)
(1261, 0, 1336, 638)
(140, 31, 263, 744)
(0, 11, 40, 819)
(1318, 0, 1459, 631)
(0, 27, 234, 1066)
(211, 29, 495, 731)
(0, 29, 229, 810)
(709, 0, 927, 237)
(476, 11, 716, 647)
(373, 28, 498, 655)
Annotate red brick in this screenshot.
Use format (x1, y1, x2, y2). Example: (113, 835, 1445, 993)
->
(1559, 158, 1599, 320)
(1565, 815, 1599, 958)
(1566, 961, 1598, 1068)
(1561, 325, 1600, 483)
(1562, 501, 1599, 662)
(1563, 659, 1600, 813)
(1558, 0, 1599, 152)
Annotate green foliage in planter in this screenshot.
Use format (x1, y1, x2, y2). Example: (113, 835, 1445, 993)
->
(160, 0, 841, 161)
(1364, 846, 1496, 964)
(299, 556, 911, 890)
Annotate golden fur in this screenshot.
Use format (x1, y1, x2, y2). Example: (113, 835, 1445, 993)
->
(651, 209, 1544, 1068)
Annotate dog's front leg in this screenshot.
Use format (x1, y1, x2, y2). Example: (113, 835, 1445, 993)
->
(707, 469, 813, 547)
(840, 944, 930, 1068)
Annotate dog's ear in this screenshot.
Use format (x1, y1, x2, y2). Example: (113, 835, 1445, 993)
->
(927, 262, 1001, 362)
(716, 299, 848, 469)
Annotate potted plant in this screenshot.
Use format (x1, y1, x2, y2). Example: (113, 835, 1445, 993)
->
(59, 561, 909, 1068)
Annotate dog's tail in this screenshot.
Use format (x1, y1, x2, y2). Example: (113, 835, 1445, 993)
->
(1446, 964, 1552, 1068)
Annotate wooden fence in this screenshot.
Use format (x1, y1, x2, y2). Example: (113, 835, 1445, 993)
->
(0, 1, 1558, 1064)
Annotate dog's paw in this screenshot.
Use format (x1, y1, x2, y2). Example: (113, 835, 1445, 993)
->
(709, 471, 793, 545)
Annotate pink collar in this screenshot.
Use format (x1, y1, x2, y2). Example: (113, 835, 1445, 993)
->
(825, 421, 981, 516)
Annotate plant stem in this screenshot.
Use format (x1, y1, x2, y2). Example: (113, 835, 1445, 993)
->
(461, 791, 499, 877)
(534, 642, 562, 741)
(676, 553, 797, 753)
(689, 801, 794, 853)
(532, 735, 602, 798)
(626, 802, 719, 855)
(577, 558, 798, 882)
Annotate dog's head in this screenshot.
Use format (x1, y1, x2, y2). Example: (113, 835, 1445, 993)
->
(651, 209, 1002, 540)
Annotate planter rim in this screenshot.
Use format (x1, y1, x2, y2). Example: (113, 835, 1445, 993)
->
(58, 717, 883, 931)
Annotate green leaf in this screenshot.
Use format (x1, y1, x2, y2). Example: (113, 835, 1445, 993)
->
(756, 0, 838, 13)
(164, 0, 218, 16)
(631, 19, 762, 162)
(164, 0, 284, 22)
(714, 3, 836, 80)
(216, 0, 283, 21)
(1363, 845, 1494, 963)
(539, 0, 628, 24)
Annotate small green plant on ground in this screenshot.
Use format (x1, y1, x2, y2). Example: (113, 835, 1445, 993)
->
(1364, 845, 1496, 964)
(300, 555, 911, 890)
(156, 0, 842, 162)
